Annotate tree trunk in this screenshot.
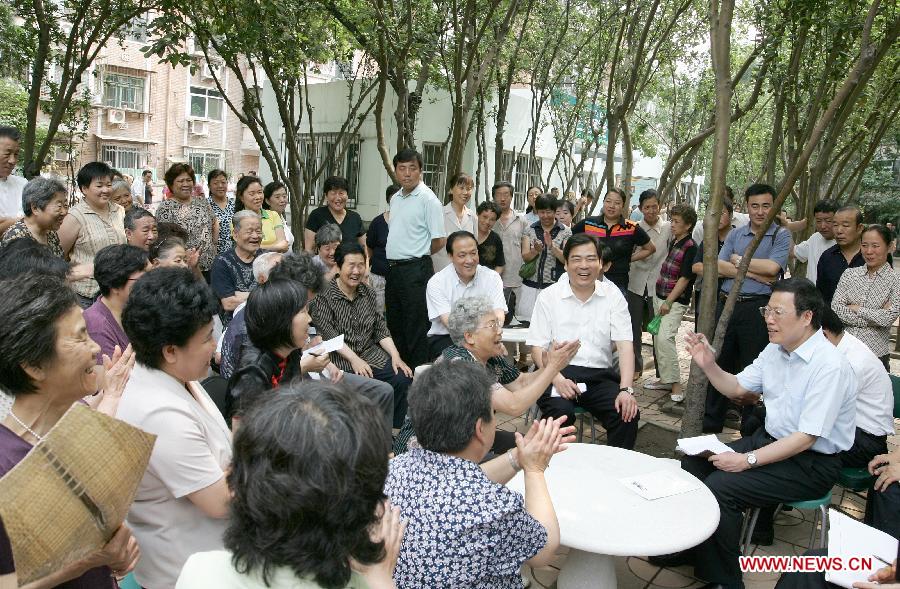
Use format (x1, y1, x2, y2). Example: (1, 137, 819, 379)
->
(621, 116, 634, 195)
(679, 0, 734, 438)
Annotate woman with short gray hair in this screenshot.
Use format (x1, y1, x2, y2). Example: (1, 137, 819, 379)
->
(110, 178, 135, 213)
(385, 360, 569, 588)
(313, 223, 342, 280)
(1, 176, 68, 257)
(393, 295, 580, 455)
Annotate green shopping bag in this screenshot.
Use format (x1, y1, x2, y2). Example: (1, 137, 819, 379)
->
(647, 314, 662, 335)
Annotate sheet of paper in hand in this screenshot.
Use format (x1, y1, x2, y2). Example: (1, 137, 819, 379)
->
(303, 334, 344, 357)
(676, 434, 735, 457)
(0, 404, 155, 585)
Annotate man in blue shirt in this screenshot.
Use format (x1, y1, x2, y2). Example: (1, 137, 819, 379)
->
(654, 278, 856, 589)
(704, 184, 791, 433)
(384, 148, 447, 368)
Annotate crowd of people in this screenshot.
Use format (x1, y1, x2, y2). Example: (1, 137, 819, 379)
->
(0, 120, 898, 589)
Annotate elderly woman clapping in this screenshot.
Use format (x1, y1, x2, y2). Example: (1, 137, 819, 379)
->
(386, 361, 572, 588)
(394, 295, 578, 455)
(0, 272, 139, 587)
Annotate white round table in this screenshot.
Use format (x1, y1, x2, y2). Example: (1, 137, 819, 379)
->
(507, 444, 719, 589)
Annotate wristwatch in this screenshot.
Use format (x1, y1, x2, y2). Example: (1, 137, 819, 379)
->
(746, 452, 758, 467)
(619, 386, 634, 395)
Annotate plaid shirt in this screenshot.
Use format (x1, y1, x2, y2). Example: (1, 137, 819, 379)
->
(656, 235, 697, 304)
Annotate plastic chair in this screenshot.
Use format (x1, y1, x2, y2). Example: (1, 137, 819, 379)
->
(740, 491, 832, 555)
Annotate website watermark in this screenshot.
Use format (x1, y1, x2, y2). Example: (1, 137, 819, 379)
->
(739, 555, 876, 573)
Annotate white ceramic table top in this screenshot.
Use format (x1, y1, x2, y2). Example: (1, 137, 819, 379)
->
(507, 443, 720, 556)
(501, 327, 529, 343)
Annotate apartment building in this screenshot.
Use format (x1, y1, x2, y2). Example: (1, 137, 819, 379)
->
(45, 15, 259, 186)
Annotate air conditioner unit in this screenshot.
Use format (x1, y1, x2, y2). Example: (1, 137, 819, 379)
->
(190, 120, 209, 136)
(202, 62, 223, 80)
(108, 109, 126, 124)
(53, 147, 70, 162)
(117, 122, 129, 130)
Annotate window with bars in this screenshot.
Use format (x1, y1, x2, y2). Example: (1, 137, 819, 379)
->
(101, 144, 145, 170)
(499, 150, 514, 183)
(422, 142, 446, 194)
(295, 134, 361, 208)
(103, 74, 145, 111)
(186, 151, 224, 179)
(190, 86, 224, 121)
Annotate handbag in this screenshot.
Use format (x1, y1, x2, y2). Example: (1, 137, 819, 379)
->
(518, 257, 537, 280)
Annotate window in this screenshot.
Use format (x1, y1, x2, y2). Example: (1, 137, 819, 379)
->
(101, 144, 145, 170)
(103, 74, 145, 111)
(422, 142, 446, 194)
(512, 154, 545, 210)
(294, 134, 361, 208)
(499, 150, 514, 183)
(122, 16, 148, 42)
(190, 86, 224, 121)
(186, 151, 224, 179)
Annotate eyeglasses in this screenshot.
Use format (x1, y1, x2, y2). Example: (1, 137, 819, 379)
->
(759, 306, 789, 318)
(475, 320, 502, 332)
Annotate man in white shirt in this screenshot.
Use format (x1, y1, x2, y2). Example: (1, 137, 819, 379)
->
(791, 200, 837, 283)
(0, 127, 27, 235)
(627, 189, 671, 378)
(527, 233, 640, 449)
(426, 230, 506, 359)
(821, 306, 894, 467)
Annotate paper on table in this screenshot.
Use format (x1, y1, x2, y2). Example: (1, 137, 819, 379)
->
(619, 471, 702, 500)
(676, 434, 735, 457)
(825, 510, 897, 589)
(304, 334, 344, 356)
(551, 382, 587, 398)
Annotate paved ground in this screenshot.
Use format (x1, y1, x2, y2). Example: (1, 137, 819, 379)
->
(496, 320, 899, 589)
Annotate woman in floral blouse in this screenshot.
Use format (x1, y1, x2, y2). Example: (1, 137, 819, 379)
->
(1, 176, 67, 258)
(154, 163, 219, 279)
(832, 224, 899, 370)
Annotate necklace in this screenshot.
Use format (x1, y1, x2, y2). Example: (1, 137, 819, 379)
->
(8, 410, 45, 442)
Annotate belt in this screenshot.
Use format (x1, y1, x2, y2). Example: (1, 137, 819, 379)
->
(719, 292, 769, 303)
(387, 255, 430, 268)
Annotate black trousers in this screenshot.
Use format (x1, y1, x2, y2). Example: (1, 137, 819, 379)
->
(681, 428, 841, 585)
(703, 295, 770, 433)
(773, 548, 834, 589)
(865, 479, 900, 538)
(427, 334, 453, 361)
(536, 365, 639, 449)
(371, 362, 412, 429)
(385, 257, 433, 368)
(626, 289, 655, 375)
(839, 427, 888, 468)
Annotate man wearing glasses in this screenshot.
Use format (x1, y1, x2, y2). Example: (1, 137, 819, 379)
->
(704, 183, 792, 434)
(425, 230, 507, 360)
(527, 233, 640, 449)
(654, 278, 856, 589)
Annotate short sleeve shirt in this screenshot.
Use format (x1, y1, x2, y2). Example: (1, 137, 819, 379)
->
(816, 245, 864, 305)
(366, 213, 390, 276)
(83, 297, 130, 364)
(116, 364, 232, 589)
(208, 198, 235, 255)
(67, 200, 127, 297)
(1, 219, 64, 258)
(523, 221, 571, 286)
(306, 206, 364, 246)
(385, 449, 546, 589)
(493, 211, 528, 288)
(386, 183, 446, 260)
(718, 223, 790, 295)
(259, 209, 284, 249)
(477, 230, 506, 271)
(0, 175, 26, 218)
(210, 248, 259, 325)
(155, 197, 217, 271)
(735, 330, 856, 454)
(426, 264, 507, 336)
(572, 216, 650, 289)
(441, 344, 521, 386)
